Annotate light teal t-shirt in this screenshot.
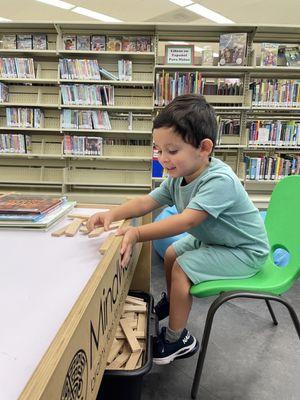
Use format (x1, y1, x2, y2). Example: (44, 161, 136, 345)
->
(149, 157, 269, 266)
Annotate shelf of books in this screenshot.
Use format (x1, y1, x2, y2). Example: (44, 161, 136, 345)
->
(0, 23, 299, 205)
(0, 23, 156, 203)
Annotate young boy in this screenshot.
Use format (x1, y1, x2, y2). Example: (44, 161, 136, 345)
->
(87, 94, 269, 365)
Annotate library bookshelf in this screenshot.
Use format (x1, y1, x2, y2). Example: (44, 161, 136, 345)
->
(0, 22, 300, 207)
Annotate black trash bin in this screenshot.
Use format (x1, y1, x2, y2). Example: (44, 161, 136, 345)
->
(97, 290, 156, 400)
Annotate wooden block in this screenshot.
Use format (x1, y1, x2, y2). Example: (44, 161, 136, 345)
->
(120, 318, 138, 329)
(115, 330, 146, 339)
(123, 304, 147, 313)
(107, 339, 124, 364)
(79, 226, 89, 234)
(65, 218, 83, 237)
(51, 223, 71, 237)
(121, 312, 136, 319)
(88, 226, 104, 238)
(67, 213, 90, 220)
(126, 295, 145, 306)
(137, 313, 146, 336)
(106, 347, 131, 369)
(99, 234, 115, 254)
(125, 349, 142, 370)
(119, 319, 142, 353)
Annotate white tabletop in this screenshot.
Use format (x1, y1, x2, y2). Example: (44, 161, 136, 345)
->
(0, 208, 114, 400)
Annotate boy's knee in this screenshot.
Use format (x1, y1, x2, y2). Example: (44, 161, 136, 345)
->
(164, 245, 177, 264)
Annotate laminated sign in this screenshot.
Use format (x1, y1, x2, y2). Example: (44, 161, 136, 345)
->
(165, 45, 194, 65)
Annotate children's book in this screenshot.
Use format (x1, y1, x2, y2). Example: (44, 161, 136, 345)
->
(17, 34, 32, 50)
(76, 35, 90, 51)
(219, 33, 247, 66)
(107, 36, 122, 51)
(136, 36, 152, 52)
(260, 43, 279, 67)
(122, 37, 136, 52)
(91, 35, 106, 51)
(285, 46, 300, 66)
(0, 194, 65, 215)
(63, 35, 76, 51)
(33, 34, 47, 50)
(2, 34, 16, 49)
(201, 47, 214, 66)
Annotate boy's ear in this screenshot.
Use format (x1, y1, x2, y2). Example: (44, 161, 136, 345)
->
(200, 138, 214, 154)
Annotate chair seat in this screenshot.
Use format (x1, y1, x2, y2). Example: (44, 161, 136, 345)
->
(190, 257, 299, 298)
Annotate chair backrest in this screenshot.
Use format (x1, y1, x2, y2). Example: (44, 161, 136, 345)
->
(264, 175, 300, 283)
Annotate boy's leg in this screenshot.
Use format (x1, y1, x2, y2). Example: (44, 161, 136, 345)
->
(169, 261, 193, 331)
(164, 245, 177, 297)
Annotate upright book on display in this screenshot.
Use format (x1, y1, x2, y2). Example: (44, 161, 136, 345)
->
(219, 33, 247, 66)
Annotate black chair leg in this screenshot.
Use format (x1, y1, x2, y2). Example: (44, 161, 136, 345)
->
(265, 299, 278, 325)
(191, 293, 229, 399)
(191, 291, 300, 399)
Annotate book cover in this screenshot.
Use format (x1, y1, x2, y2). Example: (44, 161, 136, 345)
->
(136, 36, 152, 52)
(285, 46, 300, 66)
(122, 37, 136, 52)
(32, 34, 47, 50)
(91, 35, 106, 51)
(107, 36, 122, 51)
(201, 47, 214, 66)
(0, 194, 65, 214)
(261, 43, 279, 66)
(63, 35, 76, 51)
(2, 34, 16, 49)
(76, 35, 90, 51)
(219, 33, 247, 66)
(17, 34, 32, 50)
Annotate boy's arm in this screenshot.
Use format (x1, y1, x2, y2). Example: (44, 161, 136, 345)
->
(137, 208, 208, 241)
(87, 194, 161, 231)
(111, 194, 161, 221)
(117, 208, 208, 267)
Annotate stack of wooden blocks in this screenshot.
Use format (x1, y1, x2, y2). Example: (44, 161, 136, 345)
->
(106, 295, 147, 370)
(51, 213, 123, 254)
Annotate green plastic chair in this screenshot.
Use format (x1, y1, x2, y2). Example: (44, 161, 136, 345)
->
(189, 175, 300, 399)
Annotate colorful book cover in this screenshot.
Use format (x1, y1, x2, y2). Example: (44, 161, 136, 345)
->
(32, 34, 47, 50)
(76, 35, 90, 51)
(0, 194, 65, 214)
(91, 35, 106, 51)
(2, 34, 16, 49)
(219, 33, 247, 66)
(17, 34, 32, 50)
(63, 35, 76, 51)
(107, 36, 122, 51)
(260, 43, 279, 67)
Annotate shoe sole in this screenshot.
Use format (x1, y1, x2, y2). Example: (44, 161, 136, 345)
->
(153, 337, 198, 365)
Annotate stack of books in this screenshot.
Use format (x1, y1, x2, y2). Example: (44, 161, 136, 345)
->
(0, 194, 75, 230)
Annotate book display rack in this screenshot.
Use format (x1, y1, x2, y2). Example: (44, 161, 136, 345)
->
(0, 23, 299, 207)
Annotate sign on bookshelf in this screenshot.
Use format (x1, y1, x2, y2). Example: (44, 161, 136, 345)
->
(165, 44, 194, 65)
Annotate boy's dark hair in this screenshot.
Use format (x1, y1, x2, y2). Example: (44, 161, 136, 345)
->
(153, 94, 217, 148)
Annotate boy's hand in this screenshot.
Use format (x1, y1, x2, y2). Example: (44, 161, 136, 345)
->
(115, 226, 140, 268)
(86, 211, 114, 232)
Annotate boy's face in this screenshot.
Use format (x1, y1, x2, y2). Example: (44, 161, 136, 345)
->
(153, 126, 212, 183)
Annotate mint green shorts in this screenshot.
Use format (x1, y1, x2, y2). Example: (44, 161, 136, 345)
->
(172, 234, 259, 284)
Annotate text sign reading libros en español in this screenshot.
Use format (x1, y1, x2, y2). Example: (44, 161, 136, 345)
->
(165, 45, 194, 65)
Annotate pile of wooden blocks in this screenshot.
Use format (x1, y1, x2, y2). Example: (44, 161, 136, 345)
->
(106, 295, 147, 370)
(51, 214, 123, 254)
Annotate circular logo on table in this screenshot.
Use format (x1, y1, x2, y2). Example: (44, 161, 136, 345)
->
(61, 350, 88, 400)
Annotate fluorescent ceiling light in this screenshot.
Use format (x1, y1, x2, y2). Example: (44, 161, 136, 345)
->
(36, 0, 74, 10)
(186, 4, 235, 24)
(0, 17, 12, 22)
(72, 7, 122, 22)
(169, 0, 194, 6)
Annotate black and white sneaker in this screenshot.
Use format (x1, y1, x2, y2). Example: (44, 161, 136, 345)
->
(154, 292, 170, 321)
(153, 327, 199, 365)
